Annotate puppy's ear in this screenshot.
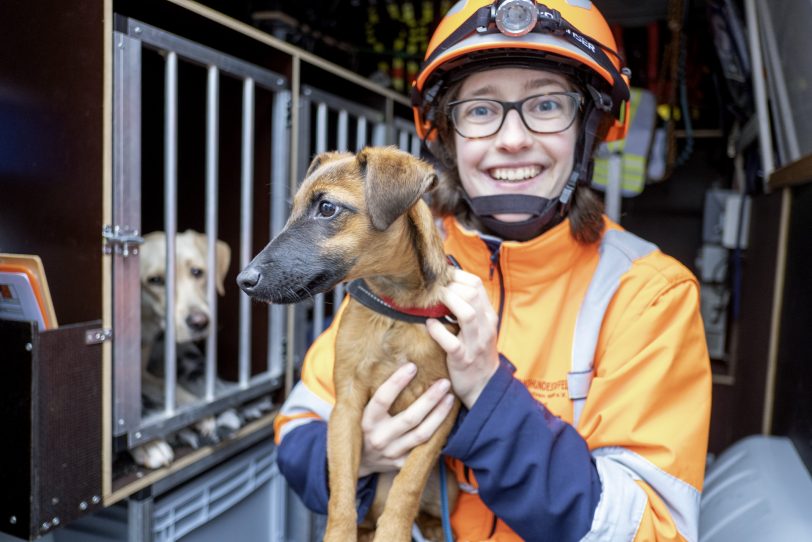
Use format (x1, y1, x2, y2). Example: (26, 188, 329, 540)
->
(358, 146, 438, 231)
(408, 198, 448, 288)
(215, 240, 231, 296)
(304, 151, 349, 180)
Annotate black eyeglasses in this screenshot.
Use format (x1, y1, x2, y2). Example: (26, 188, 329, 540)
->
(447, 92, 583, 139)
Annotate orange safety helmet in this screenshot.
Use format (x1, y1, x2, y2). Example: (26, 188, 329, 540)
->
(412, 0, 631, 147)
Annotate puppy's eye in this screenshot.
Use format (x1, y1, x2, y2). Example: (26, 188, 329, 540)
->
(317, 200, 338, 218)
(190, 267, 204, 279)
(147, 275, 165, 286)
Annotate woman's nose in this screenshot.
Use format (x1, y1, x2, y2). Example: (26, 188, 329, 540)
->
(494, 109, 533, 150)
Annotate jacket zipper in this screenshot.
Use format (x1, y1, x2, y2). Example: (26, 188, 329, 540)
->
(484, 238, 504, 538)
(485, 239, 506, 332)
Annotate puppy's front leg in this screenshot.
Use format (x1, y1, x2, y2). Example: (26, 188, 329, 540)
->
(324, 382, 369, 542)
(373, 400, 460, 542)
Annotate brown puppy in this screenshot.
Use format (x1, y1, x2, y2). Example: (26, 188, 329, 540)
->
(238, 147, 460, 542)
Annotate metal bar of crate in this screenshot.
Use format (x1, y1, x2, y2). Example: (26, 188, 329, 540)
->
(269, 89, 290, 379)
(356, 116, 368, 151)
(112, 31, 143, 437)
(313, 101, 328, 335)
(411, 134, 421, 157)
(332, 109, 349, 307)
(239, 77, 256, 388)
(164, 50, 179, 414)
(373, 122, 387, 146)
(398, 130, 409, 152)
(337, 109, 348, 152)
(205, 65, 220, 401)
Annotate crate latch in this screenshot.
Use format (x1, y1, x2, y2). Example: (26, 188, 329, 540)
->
(102, 225, 144, 257)
(85, 328, 113, 345)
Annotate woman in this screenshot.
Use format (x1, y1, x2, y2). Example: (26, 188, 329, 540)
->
(275, 1, 711, 541)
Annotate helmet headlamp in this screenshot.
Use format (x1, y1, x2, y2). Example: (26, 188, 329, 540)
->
(494, 0, 538, 37)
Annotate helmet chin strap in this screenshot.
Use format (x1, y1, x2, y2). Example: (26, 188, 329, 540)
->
(462, 191, 565, 242)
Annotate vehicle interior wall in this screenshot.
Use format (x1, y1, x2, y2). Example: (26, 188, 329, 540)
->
(773, 182, 812, 471)
(0, 0, 105, 326)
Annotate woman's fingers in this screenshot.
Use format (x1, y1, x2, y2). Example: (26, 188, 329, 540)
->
(441, 287, 478, 327)
(450, 268, 481, 287)
(386, 393, 456, 458)
(362, 362, 416, 429)
(389, 378, 451, 433)
(367, 378, 451, 448)
(426, 318, 463, 357)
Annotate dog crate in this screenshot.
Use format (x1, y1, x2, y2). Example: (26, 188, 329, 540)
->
(1, 0, 419, 540)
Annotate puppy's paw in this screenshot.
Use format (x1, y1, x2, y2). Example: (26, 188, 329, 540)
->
(175, 427, 201, 449)
(132, 439, 174, 469)
(195, 416, 219, 445)
(241, 397, 273, 421)
(216, 409, 242, 438)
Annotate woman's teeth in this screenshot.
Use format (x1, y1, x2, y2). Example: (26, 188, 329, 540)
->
(490, 166, 542, 182)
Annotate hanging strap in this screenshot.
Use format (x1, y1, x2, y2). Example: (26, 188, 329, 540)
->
(569, 229, 657, 427)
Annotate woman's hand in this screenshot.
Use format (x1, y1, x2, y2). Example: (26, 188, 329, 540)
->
(427, 268, 500, 409)
(358, 362, 456, 478)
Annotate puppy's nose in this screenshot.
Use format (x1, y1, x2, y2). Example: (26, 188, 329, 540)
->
(237, 266, 261, 292)
(186, 312, 209, 332)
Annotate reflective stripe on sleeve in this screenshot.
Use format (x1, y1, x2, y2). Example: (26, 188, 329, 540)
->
(580, 451, 648, 542)
(278, 380, 334, 442)
(583, 447, 701, 542)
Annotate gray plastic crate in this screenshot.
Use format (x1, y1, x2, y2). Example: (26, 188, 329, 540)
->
(700, 435, 812, 541)
(52, 440, 285, 542)
(152, 442, 283, 542)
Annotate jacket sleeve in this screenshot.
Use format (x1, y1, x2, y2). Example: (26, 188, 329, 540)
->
(579, 271, 711, 542)
(443, 356, 602, 542)
(273, 305, 379, 520)
(444, 270, 711, 542)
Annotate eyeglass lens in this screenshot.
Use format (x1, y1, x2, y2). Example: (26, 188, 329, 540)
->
(450, 93, 580, 138)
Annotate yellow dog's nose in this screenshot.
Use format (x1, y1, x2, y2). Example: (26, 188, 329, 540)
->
(185, 311, 209, 332)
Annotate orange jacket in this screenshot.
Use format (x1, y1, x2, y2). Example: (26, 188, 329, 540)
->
(274, 216, 711, 542)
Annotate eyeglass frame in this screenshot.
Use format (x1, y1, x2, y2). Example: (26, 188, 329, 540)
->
(446, 91, 584, 139)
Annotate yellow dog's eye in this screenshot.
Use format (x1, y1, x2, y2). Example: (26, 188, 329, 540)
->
(147, 275, 165, 286)
(318, 200, 338, 218)
(190, 267, 204, 278)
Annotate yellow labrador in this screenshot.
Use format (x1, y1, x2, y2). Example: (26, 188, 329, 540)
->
(133, 229, 231, 469)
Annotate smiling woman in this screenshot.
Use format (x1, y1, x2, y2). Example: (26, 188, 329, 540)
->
(273, 2, 712, 542)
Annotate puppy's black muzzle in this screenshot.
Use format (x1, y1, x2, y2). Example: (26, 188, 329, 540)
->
(236, 266, 261, 293)
(236, 225, 354, 305)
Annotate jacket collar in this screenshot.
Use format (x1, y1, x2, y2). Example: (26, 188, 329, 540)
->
(443, 216, 592, 288)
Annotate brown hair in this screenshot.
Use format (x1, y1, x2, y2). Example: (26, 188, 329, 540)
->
(427, 76, 606, 245)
